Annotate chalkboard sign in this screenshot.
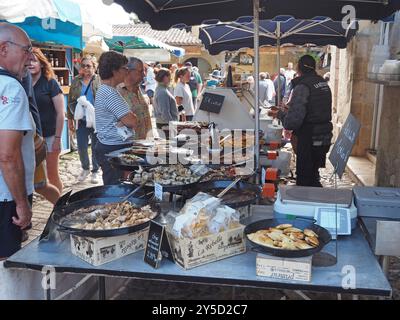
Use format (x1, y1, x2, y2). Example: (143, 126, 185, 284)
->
(144, 220, 173, 268)
(199, 92, 225, 114)
(329, 113, 361, 179)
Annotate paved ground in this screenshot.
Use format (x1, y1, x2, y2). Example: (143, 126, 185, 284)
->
(26, 146, 399, 300)
(27, 151, 96, 241)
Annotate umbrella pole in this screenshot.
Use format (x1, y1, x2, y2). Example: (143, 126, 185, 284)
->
(253, 0, 260, 182)
(277, 21, 281, 107)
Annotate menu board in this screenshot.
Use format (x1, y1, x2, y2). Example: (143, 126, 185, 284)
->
(199, 93, 225, 114)
(329, 113, 361, 178)
(144, 220, 173, 268)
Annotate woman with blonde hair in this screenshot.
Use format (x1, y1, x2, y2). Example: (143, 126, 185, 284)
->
(29, 48, 64, 194)
(68, 55, 101, 183)
(174, 67, 195, 121)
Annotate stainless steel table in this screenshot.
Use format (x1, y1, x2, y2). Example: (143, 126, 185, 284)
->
(5, 207, 392, 299)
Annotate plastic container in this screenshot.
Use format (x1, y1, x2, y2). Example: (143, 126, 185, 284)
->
(368, 44, 390, 75)
(353, 186, 400, 218)
(265, 123, 283, 143)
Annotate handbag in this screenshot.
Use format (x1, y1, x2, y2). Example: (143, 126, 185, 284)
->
(34, 133, 47, 167)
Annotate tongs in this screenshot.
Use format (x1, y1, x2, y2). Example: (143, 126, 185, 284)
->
(217, 177, 242, 198)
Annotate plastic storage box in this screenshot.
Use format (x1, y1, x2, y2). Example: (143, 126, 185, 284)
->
(353, 186, 400, 219)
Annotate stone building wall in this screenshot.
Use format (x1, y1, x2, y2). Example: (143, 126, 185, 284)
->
(331, 21, 381, 157)
(331, 17, 400, 187)
(375, 86, 400, 187)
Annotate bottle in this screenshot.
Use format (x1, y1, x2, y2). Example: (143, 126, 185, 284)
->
(48, 53, 54, 67)
(59, 76, 64, 86)
(54, 58, 59, 67)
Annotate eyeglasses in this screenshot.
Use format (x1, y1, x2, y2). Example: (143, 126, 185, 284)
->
(5, 41, 33, 55)
(81, 64, 93, 69)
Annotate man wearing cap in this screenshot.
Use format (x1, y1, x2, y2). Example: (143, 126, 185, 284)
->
(0, 23, 35, 258)
(206, 70, 222, 88)
(269, 55, 333, 187)
(184, 61, 202, 110)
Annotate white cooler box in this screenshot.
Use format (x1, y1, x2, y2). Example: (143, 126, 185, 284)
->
(274, 186, 358, 229)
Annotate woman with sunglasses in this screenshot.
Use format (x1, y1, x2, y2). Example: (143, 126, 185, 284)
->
(67, 55, 101, 184)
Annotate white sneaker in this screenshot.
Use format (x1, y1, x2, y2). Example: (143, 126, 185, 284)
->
(77, 169, 90, 182)
(91, 172, 99, 184)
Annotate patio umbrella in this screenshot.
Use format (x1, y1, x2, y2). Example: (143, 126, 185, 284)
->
(200, 16, 358, 55)
(0, 0, 131, 40)
(70, 0, 131, 40)
(105, 35, 185, 57)
(226, 65, 234, 87)
(199, 16, 358, 105)
(111, 0, 400, 30)
(0, 0, 83, 48)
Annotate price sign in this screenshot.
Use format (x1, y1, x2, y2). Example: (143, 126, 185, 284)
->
(199, 92, 225, 114)
(144, 220, 174, 269)
(329, 113, 361, 178)
(154, 183, 163, 201)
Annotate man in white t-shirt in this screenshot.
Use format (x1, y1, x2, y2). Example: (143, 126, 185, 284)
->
(0, 23, 35, 258)
(144, 62, 157, 104)
(258, 72, 276, 107)
(284, 62, 297, 95)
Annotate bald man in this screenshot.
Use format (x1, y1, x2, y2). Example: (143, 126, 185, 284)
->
(0, 23, 35, 258)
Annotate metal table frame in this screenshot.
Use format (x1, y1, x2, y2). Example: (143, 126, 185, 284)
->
(4, 208, 392, 300)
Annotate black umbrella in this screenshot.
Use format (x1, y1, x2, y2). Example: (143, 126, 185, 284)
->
(226, 65, 233, 88)
(113, 0, 400, 30)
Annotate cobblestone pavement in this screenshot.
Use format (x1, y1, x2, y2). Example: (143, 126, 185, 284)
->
(26, 151, 98, 242)
(27, 147, 398, 300)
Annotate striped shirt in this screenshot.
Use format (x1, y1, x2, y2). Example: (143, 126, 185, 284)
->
(95, 84, 134, 145)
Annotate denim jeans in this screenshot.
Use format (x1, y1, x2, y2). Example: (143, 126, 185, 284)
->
(76, 120, 99, 173)
(94, 141, 132, 185)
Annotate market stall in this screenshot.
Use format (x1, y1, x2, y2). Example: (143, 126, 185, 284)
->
(1, 128, 395, 299)
(4, 207, 392, 299)
(3, 0, 400, 301)
(0, 0, 131, 154)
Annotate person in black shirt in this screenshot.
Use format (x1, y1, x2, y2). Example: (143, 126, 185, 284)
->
(269, 55, 333, 187)
(22, 72, 60, 205)
(29, 48, 64, 193)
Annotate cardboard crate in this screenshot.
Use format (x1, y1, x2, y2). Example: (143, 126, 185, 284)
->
(256, 254, 312, 282)
(167, 225, 246, 270)
(70, 228, 148, 266)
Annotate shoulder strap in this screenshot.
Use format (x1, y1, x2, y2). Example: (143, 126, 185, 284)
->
(83, 76, 95, 96)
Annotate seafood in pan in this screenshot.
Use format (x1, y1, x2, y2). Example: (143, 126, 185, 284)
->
(67, 201, 157, 230)
(131, 164, 201, 186)
(200, 166, 254, 182)
(247, 224, 320, 250)
(117, 153, 144, 165)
